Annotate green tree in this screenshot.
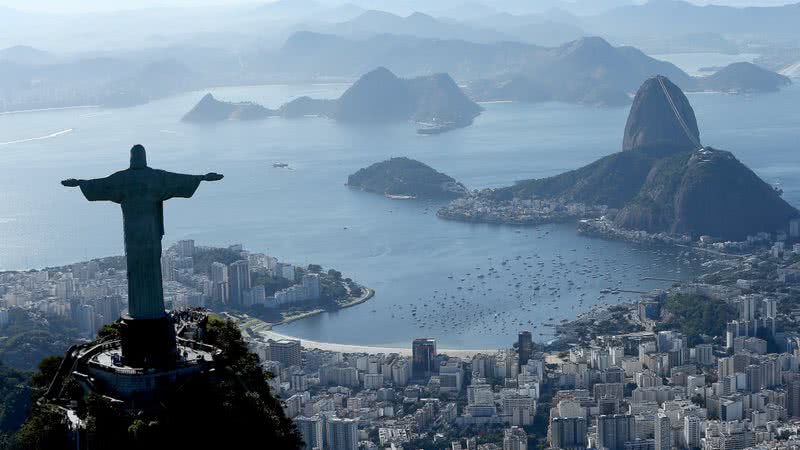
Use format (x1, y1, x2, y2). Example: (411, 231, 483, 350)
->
(12, 316, 303, 450)
(12, 405, 69, 450)
(661, 294, 737, 345)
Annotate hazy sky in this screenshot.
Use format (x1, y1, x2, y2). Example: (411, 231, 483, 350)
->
(0, 0, 794, 14)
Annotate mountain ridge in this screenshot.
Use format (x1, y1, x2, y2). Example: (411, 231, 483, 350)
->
(183, 67, 482, 132)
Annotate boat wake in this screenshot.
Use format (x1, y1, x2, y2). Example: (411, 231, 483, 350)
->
(0, 129, 73, 146)
(80, 111, 111, 118)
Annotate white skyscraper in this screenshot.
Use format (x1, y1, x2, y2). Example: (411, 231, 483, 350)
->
(684, 415, 701, 449)
(655, 413, 671, 450)
(295, 415, 324, 450)
(740, 296, 757, 321)
(763, 298, 777, 319)
(302, 273, 321, 300)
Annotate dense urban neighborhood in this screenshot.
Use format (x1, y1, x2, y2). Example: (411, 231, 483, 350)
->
(219, 222, 800, 450)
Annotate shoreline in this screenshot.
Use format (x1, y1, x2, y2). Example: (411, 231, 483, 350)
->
(272, 287, 375, 326)
(250, 326, 493, 358)
(0, 104, 99, 116)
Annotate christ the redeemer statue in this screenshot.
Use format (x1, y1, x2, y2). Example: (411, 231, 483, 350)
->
(62, 144, 223, 321)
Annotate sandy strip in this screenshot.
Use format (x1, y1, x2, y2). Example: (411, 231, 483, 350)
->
(256, 328, 495, 359)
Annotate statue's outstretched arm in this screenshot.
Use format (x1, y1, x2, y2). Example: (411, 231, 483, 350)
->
(61, 178, 83, 187)
(63, 175, 123, 203)
(202, 173, 224, 182)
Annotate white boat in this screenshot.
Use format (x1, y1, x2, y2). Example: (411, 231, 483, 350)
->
(384, 194, 417, 200)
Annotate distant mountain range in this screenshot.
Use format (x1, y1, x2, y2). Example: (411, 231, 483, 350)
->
(2, 0, 796, 113)
(0, 45, 54, 65)
(283, 2, 800, 52)
(280, 33, 790, 106)
(324, 0, 635, 17)
(307, 10, 514, 44)
(183, 67, 482, 133)
(583, 0, 800, 41)
(295, 9, 589, 46)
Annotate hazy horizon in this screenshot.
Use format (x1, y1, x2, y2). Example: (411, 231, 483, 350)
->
(0, 0, 796, 14)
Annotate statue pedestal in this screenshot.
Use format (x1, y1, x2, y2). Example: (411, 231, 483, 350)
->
(120, 314, 178, 368)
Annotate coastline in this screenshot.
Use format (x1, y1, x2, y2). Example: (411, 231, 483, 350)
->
(238, 287, 493, 357)
(271, 287, 375, 326)
(248, 324, 493, 358)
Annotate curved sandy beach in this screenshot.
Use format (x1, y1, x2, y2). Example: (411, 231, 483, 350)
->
(253, 327, 493, 358)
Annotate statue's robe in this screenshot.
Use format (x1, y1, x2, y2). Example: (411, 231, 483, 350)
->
(79, 167, 201, 320)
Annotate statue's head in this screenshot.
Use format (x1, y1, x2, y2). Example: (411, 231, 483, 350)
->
(130, 144, 148, 169)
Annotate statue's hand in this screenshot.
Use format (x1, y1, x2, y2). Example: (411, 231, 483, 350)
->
(203, 173, 224, 182)
(61, 179, 81, 187)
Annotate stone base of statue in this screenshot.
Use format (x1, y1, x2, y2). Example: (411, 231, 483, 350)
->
(120, 314, 178, 368)
(42, 310, 219, 410)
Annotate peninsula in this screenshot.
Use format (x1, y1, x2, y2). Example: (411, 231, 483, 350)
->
(439, 75, 799, 242)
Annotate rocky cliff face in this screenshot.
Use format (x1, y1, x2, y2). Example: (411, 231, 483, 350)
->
(335, 67, 415, 122)
(405, 72, 483, 125)
(622, 75, 701, 156)
(508, 151, 657, 208)
(614, 148, 799, 240)
(334, 67, 482, 126)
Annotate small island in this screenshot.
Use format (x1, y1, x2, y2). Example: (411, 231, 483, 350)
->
(181, 67, 482, 134)
(182, 93, 276, 122)
(696, 62, 792, 93)
(347, 157, 468, 200)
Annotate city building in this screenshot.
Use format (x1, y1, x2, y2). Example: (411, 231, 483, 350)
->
(550, 416, 587, 450)
(654, 413, 670, 450)
(684, 415, 701, 449)
(597, 414, 635, 450)
(412, 338, 437, 380)
(176, 239, 195, 258)
(269, 339, 302, 368)
(228, 259, 251, 306)
(518, 331, 533, 367)
(210, 262, 229, 304)
(503, 426, 528, 450)
(295, 416, 324, 450)
(326, 417, 358, 450)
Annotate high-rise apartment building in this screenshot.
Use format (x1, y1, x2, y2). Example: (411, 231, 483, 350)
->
(412, 338, 437, 380)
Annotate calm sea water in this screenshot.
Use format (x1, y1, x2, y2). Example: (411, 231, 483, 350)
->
(1, 72, 798, 348)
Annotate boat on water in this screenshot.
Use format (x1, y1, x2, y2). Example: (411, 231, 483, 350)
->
(384, 193, 417, 200)
(416, 121, 458, 135)
(273, 162, 289, 168)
